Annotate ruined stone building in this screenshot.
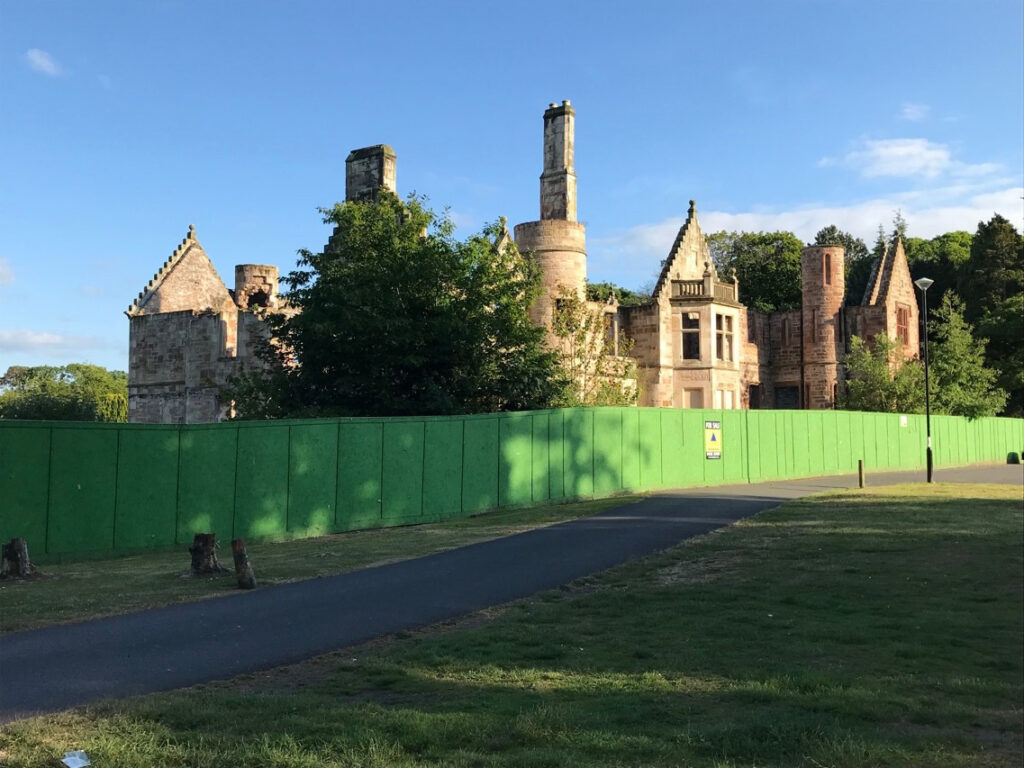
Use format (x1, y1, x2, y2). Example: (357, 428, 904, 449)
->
(514, 100, 919, 411)
(127, 103, 919, 423)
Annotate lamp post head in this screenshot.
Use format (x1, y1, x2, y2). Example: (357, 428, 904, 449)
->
(914, 277, 934, 292)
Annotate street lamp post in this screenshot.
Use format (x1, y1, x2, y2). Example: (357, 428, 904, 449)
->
(914, 277, 934, 482)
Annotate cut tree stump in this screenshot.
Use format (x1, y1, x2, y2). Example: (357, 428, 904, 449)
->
(188, 533, 227, 575)
(231, 538, 257, 589)
(0, 538, 33, 578)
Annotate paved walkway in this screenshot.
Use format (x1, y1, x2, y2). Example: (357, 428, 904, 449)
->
(1, 464, 1020, 722)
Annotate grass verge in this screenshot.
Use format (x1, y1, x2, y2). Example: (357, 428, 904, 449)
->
(0, 496, 638, 634)
(1, 483, 1021, 767)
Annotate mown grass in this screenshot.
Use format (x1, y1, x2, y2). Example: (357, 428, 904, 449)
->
(0, 496, 638, 634)
(1, 483, 1021, 767)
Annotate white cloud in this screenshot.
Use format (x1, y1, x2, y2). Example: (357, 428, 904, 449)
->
(588, 187, 1024, 288)
(24, 48, 62, 77)
(0, 329, 107, 353)
(821, 138, 949, 178)
(819, 138, 1001, 180)
(0, 258, 12, 286)
(899, 103, 931, 121)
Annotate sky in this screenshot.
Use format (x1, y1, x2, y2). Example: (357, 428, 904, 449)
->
(1, 0, 1022, 372)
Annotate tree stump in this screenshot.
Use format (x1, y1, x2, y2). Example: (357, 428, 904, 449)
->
(231, 538, 256, 589)
(0, 538, 33, 578)
(188, 533, 227, 575)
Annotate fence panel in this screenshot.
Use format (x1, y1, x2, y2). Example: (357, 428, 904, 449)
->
(337, 421, 383, 530)
(593, 408, 623, 495)
(114, 427, 179, 550)
(424, 419, 464, 520)
(47, 426, 118, 554)
(462, 417, 499, 513)
(0, 425, 50, 551)
(288, 422, 338, 536)
(382, 421, 425, 524)
(177, 427, 237, 544)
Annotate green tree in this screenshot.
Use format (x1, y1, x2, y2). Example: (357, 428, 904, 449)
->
(961, 215, 1024, 415)
(904, 230, 971, 310)
(0, 364, 128, 421)
(927, 293, 1006, 418)
(228, 192, 563, 418)
(841, 334, 924, 414)
(962, 214, 1023, 311)
(707, 231, 803, 312)
(551, 288, 638, 406)
(813, 225, 872, 306)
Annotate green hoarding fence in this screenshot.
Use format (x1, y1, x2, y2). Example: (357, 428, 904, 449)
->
(1, 409, 1021, 559)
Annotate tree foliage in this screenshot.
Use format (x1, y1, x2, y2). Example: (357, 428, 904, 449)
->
(904, 230, 971, 310)
(228, 192, 564, 418)
(585, 281, 649, 307)
(551, 289, 638, 407)
(928, 293, 1007, 418)
(0, 364, 128, 421)
(707, 231, 803, 312)
(961, 214, 1024, 415)
(840, 334, 924, 414)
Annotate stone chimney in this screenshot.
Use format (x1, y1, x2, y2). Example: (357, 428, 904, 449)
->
(540, 100, 577, 222)
(345, 145, 397, 202)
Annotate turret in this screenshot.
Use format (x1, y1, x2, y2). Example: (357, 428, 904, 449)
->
(801, 244, 846, 408)
(515, 100, 587, 329)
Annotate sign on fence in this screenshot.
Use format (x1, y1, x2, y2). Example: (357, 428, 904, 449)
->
(704, 420, 722, 460)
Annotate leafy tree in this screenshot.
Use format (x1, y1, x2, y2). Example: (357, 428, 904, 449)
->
(0, 364, 127, 421)
(813, 225, 872, 306)
(707, 231, 803, 312)
(904, 230, 971, 310)
(841, 334, 924, 414)
(228, 192, 564, 418)
(961, 215, 1024, 415)
(585, 281, 649, 307)
(927, 293, 1006, 418)
(551, 288, 637, 407)
(961, 214, 1023, 318)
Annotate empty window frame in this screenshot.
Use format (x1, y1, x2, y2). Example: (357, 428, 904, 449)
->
(682, 314, 701, 360)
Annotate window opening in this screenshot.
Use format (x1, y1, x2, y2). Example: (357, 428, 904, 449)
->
(682, 314, 701, 360)
(715, 314, 734, 362)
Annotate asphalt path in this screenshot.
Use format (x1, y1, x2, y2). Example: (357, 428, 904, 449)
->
(1, 463, 1020, 723)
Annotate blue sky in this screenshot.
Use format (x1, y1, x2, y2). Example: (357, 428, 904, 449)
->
(1, 0, 1021, 372)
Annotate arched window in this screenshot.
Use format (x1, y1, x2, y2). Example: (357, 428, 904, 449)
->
(824, 252, 832, 285)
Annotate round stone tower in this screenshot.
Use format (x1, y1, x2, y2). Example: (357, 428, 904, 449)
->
(801, 244, 846, 408)
(514, 100, 587, 328)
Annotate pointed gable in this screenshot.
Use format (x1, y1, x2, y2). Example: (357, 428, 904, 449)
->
(652, 200, 714, 300)
(861, 237, 910, 306)
(126, 225, 234, 317)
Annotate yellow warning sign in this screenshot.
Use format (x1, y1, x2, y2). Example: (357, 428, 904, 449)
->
(704, 420, 722, 460)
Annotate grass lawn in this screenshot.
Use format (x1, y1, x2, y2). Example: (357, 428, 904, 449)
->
(1, 483, 1021, 767)
(0, 496, 638, 634)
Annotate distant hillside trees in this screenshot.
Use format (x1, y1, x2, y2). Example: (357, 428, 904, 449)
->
(0, 364, 127, 421)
